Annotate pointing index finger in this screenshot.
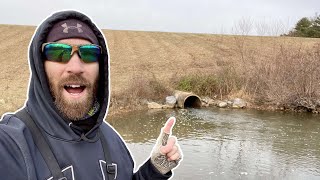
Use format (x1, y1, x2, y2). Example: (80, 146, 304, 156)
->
(163, 117, 176, 134)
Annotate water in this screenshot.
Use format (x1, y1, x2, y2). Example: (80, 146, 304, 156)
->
(107, 108, 320, 180)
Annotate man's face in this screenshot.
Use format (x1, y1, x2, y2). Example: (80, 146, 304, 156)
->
(44, 38, 99, 120)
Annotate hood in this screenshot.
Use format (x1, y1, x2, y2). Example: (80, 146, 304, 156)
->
(25, 10, 110, 141)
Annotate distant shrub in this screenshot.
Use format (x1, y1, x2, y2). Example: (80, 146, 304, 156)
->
(229, 36, 320, 112)
(175, 74, 219, 97)
(149, 79, 169, 99)
(176, 76, 194, 92)
(110, 73, 171, 109)
(260, 43, 320, 109)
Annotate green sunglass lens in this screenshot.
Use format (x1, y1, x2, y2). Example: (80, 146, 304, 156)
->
(79, 45, 101, 63)
(44, 44, 72, 62)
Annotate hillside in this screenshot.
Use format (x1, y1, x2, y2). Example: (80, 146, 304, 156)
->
(0, 25, 319, 115)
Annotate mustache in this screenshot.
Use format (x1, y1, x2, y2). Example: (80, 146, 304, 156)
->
(58, 74, 91, 88)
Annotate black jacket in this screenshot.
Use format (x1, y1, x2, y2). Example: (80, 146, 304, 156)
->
(0, 10, 171, 180)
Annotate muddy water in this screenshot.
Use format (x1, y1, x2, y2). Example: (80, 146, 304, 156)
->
(107, 108, 320, 180)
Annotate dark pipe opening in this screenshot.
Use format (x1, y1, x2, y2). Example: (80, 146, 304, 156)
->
(184, 96, 202, 108)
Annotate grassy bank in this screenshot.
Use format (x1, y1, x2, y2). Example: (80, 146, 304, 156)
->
(0, 25, 319, 116)
(108, 33, 320, 114)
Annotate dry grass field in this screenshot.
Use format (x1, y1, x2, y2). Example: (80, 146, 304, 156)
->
(0, 24, 320, 116)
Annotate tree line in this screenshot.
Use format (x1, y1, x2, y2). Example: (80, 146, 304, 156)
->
(283, 14, 320, 38)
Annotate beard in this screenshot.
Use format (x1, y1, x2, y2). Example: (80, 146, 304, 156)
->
(48, 74, 98, 121)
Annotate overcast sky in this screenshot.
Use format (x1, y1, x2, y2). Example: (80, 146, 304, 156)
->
(0, 0, 319, 35)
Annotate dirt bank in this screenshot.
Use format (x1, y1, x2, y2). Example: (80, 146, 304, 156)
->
(0, 25, 319, 116)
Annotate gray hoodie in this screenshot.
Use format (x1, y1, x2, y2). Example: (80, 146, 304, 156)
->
(0, 10, 171, 180)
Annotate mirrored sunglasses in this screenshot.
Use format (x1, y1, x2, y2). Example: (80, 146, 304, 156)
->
(42, 42, 102, 63)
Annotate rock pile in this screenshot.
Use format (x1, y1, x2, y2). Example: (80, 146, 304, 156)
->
(147, 91, 247, 109)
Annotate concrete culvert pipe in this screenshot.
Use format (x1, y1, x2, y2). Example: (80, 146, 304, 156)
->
(174, 90, 202, 108)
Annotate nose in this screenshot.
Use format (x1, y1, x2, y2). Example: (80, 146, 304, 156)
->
(65, 53, 84, 74)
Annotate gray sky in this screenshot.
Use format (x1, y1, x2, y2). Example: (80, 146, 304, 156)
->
(0, 0, 319, 35)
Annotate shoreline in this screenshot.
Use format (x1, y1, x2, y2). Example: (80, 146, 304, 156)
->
(107, 97, 320, 118)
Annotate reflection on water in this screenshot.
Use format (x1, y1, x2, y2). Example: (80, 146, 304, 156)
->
(108, 108, 320, 180)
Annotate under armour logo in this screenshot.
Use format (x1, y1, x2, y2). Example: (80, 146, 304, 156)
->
(61, 23, 83, 33)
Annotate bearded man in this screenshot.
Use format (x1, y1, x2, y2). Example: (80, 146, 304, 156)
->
(0, 10, 182, 180)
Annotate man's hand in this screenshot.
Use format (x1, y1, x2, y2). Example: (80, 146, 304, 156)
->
(151, 117, 183, 174)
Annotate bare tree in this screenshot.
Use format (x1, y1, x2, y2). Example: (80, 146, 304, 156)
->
(232, 17, 254, 36)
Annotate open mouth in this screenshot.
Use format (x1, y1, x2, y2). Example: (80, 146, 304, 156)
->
(64, 84, 86, 95)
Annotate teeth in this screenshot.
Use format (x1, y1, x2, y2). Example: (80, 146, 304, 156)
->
(66, 85, 81, 88)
